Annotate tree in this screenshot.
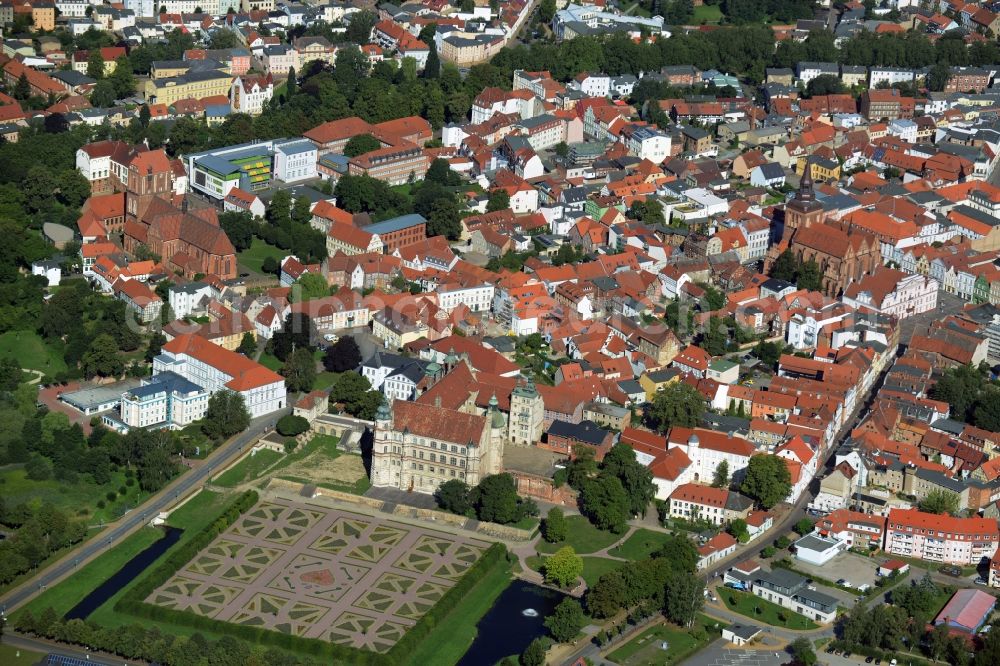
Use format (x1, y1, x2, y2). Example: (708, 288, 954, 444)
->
(426, 158, 459, 186)
(261, 255, 280, 274)
(544, 598, 586, 643)
(86, 50, 106, 80)
(89, 80, 116, 108)
(25, 453, 53, 481)
(322, 336, 361, 372)
(424, 42, 441, 79)
(544, 545, 583, 588)
(426, 196, 462, 240)
(579, 474, 630, 534)
(538, 0, 557, 23)
(520, 637, 547, 666)
(82, 333, 123, 378)
(346, 9, 377, 44)
(237, 333, 257, 357)
(109, 57, 136, 98)
(712, 460, 730, 488)
(796, 259, 822, 292)
(344, 134, 381, 158)
(601, 443, 655, 517)
(740, 454, 792, 509)
(542, 506, 567, 543)
(13, 74, 30, 101)
(291, 273, 329, 302)
(486, 189, 510, 212)
(805, 74, 843, 97)
(794, 518, 814, 535)
(203, 390, 251, 440)
(219, 211, 256, 250)
(285, 66, 297, 98)
(271, 313, 315, 361)
(919, 488, 960, 516)
(471, 473, 520, 524)
(789, 637, 816, 666)
(770, 249, 798, 282)
(281, 347, 317, 393)
(653, 534, 700, 573)
(728, 518, 750, 543)
(435, 479, 471, 515)
(644, 382, 706, 432)
(139, 104, 151, 127)
(926, 63, 952, 93)
(663, 570, 703, 627)
(276, 414, 309, 436)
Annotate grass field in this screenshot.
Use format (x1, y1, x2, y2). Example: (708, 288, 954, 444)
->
(0, 466, 145, 524)
(0, 644, 46, 664)
(0, 330, 66, 374)
(721, 589, 818, 630)
(582, 556, 625, 586)
(258, 352, 282, 371)
(213, 449, 282, 487)
(238, 238, 285, 275)
(399, 562, 513, 666)
(692, 4, 723, 23)
(607, 616, 721, 666)
(536, 516, 621, 555)
(608, 529, 673, 561)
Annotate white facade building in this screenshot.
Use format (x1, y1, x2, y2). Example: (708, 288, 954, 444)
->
(153, 333, 286, 418)
(118, 371, 209, 430)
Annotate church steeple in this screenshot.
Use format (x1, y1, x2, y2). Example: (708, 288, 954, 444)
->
(798, 163, 815, 202)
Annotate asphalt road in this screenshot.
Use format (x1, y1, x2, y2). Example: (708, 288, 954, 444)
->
(0, 410, 288, 615)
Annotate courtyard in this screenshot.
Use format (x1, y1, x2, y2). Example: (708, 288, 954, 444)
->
(146, 497, 490, 653)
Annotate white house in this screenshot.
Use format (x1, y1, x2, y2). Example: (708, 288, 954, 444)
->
(842, 269, 938, 320)
(626, 126, 671, 164)
(168, 282, 212, 319)
(360, 351, 431, 402)
(31, 259, 61, 287)
(117, 370, 209, 431)
(749, 163, 786, 188)
(436, 282, 495, 313)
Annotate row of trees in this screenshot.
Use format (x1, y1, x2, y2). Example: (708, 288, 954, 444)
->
(434, 473, 539, 525)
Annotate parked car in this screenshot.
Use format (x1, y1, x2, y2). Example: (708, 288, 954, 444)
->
(836, 578, 850, 587)
(939, 565, 963, 577)
(975, 577, 988, 586)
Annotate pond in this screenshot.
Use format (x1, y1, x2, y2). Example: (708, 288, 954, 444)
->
(457, 579, 566, 666)
(65, 526, 183, 620)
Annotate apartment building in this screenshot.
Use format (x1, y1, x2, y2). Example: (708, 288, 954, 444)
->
(229, 74, 273, 115)
(144, 69, 233, 105)
(186, 138, 317, 200)
(346, 142, 429, 185)
(668, 483, 753, 526)
(884, 508, 999, 565)
(364, 214, 427, 253)
(118, 371, 209, 431)
(153, 333, 286, 418)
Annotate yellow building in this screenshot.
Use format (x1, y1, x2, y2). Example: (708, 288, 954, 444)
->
(151, 61, 194, 80)
(795, 156, 841, 182)
(32, 2, 55, 31)
(638, 368, 680, 401)
(145, 70, 233, 105)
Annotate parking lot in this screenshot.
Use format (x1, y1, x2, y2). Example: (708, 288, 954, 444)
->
(790, 551, 879, 593)
(682, 640, 787, 666)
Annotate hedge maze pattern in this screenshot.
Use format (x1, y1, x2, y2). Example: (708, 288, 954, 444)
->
(147, 498, 489, 652)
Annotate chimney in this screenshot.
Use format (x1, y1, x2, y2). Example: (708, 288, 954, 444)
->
(434, 397, 441, 408)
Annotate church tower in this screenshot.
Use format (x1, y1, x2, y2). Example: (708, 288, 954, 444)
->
(507, 375, 544, 446)
(371, 400, 399, 488)
(782, 164, 824, 240)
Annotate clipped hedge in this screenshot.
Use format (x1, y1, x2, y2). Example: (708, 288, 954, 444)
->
(114, 490, 511, 666)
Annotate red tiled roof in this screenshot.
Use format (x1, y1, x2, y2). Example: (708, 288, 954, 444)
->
(162, 333, 283, 390)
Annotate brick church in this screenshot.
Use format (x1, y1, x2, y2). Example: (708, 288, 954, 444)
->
(122, 150, 237, 280)
(766, 166, 880, 297)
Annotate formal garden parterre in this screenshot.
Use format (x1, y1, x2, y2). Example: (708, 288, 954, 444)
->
(143, 497, 491, 654)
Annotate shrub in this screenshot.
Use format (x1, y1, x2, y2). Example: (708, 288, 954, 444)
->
(106, 491, 117, 502)
(276, 414, 310, 437)
(125, 477, 135, 487)
(96, 500, 105, 509)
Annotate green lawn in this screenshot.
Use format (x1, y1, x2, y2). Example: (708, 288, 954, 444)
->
(536, 515, 621, 555)
(238, 238, 285, 275)
(721, 589, 818, 630)
(582, 556, 625, 586)
(399, 563, 513, 666)
(258, 352, 282, 371)
(0, 466, 146, 524)
(0, 644, 46, 664)
(0, 330, 66, 374)
(608, 528, 673, 561)
(607, 619, 711, 666)
(692, 4, 723, 23)
(213, 449, 282, 487)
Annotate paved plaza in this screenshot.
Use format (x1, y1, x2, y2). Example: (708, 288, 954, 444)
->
(147, 497, 489, 653)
